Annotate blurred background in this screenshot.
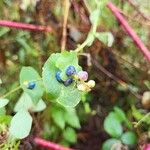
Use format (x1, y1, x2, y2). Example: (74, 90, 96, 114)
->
(0, 0, 150, 150)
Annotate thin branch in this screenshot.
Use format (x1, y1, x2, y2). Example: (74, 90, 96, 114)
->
(92, 58, 142, 99)
(34, 137, 75, 150)
(61, 0, 70, 52)
(107, 2, 150, 62)
(0, 20, 53, 32)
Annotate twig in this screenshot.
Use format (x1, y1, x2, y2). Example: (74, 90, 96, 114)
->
(61, 0, 70, 52)
(111, 50, 144, 71)
(0, 20, 53, 32)
(92, 58, 142, 99)
(34, 137, 75, 150)
(0, 86, 21, 99)
(107, 2, 150, 62)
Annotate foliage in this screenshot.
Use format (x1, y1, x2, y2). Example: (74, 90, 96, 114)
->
(0, 0, 150, 149)
(103, 107, 137, 149)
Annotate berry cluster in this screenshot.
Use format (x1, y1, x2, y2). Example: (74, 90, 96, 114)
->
(55, 65, 95, 91)
(55, 65, 75, 87)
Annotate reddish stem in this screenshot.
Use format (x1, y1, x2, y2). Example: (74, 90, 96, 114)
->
(0, 20, 53, 32)
(34, 137, 75, 150)
(107, 2, 150, 62)
(144, 144, 150, 150)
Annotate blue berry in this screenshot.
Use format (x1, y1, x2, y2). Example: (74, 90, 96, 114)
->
(66, 65, 76, 76)
(55, 71, 63, 83)
(27, 82, 36, 90)
(63, 78, 73, 86)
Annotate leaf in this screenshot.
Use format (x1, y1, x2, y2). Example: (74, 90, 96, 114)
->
(9, 110, 32, 139)
(51, 107, 65, 129)
(0, 99, 9, 108)
(121, 131, 137, 146)
(0, 115, 12, 125)
(42, 53, 62, 99)
(14, 92, 46, 112)
(114, 107, 132, 129)
(64, 108, 80, 129)
(95, 32, 114, 47)
(42, 51, 82, 107)
(57, 86, 81, 107)
(63, 127, 77, 143)
(55, 51, 81, 71)
(102, 138, 121, 150)
(20, 67, 44, 104)
(32, 99, 46, 112)
(104, 112, 123, 138)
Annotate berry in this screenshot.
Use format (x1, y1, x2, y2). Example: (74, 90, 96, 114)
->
(77, 84, 87, 91)
(66, 65, 76, 76)
(64, 78, 73, 86)
(77, 71, 88, 81)
(27, 82, 36, 90)
(55, 71, 63, 83)
(87, 80, 95, 88)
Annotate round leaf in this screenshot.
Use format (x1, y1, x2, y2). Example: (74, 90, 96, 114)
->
(102, 139, 121, 150)
(14, 92, 46, 112)
(63, 127, 77, 143)
(104, 112, 123, 138)
(42, 51, 82, 107)
(9, 110, 32, 139)
(121, 131, 137, 146)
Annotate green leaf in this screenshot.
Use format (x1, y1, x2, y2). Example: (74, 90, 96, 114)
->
(57, 86, 81, 107)
(102, 138, 121, 150)
(114, 107, 127, 122)
(104, 112, 123, 138)
(0, 99, 9, 108)
(9, 110, 32, 139)
(42, 51, 82, 107)
(20, 67, 44, 104)
(63, 127, 77, 143)
(95, 32, 114, 47)
(14, 92, 46, 112)
(51, 107, 65, 129)
(0, 115, 12, 125)
(121, 131, 137, 146)
(114, 107, 132, 129)
(55, 51, 81, 71)
(42, 53, 62, 99)
(64, 108, 80, 129)
(32, 99, 46, 112)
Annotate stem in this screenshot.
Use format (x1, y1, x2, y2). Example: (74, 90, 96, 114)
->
(75, 40, 89, 53)
(0, 86, 21, 99)
(0, 20, 53, 32)
(134, 112, 150, 128)
(61, 0, 70, 52)
(34, 137, 75, 150)
(107, 2, 150, 62)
